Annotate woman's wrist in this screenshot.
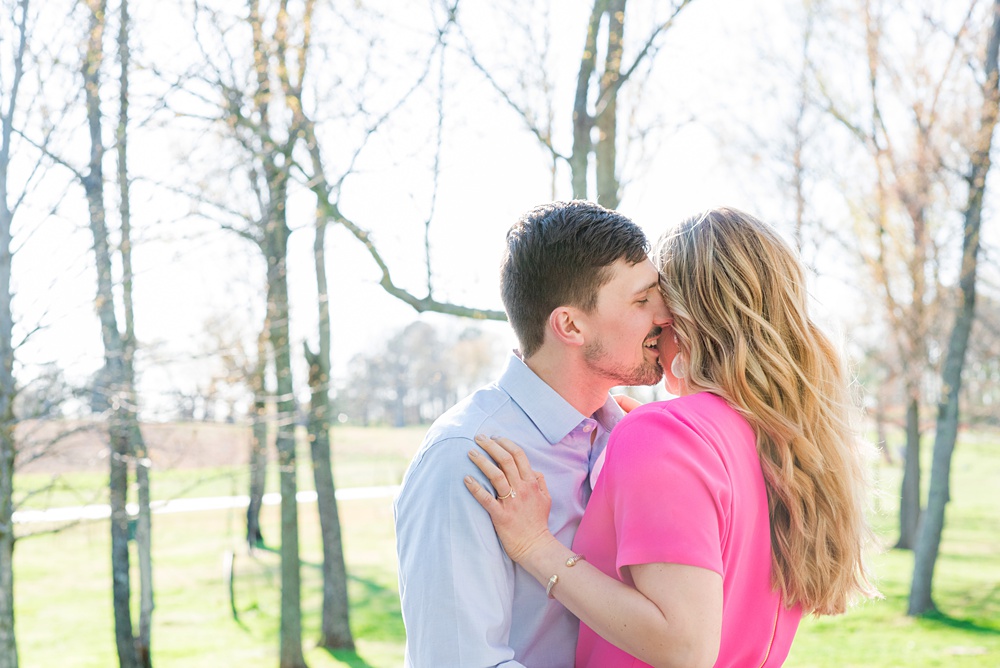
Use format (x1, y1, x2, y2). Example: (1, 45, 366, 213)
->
(518, 534, 574, 584)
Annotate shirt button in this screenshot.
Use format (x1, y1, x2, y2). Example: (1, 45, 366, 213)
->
(582, 423, 594, 433)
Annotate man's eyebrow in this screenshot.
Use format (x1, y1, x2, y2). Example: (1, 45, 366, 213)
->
(632, 281, 659, 296)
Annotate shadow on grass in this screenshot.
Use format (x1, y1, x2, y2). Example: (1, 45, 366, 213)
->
(320, 646, 376, 668)
(232, 545, 405, 652)
(922, 608, 1000, 636)
(253, 543, 325, 570)
(347, 571, 405, 643)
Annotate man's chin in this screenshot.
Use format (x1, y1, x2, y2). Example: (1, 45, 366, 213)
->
(619, 364, 664, 388)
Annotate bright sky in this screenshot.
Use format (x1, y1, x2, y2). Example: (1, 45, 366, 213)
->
(3, 0, 832, 413)
(8, 0, 995, 418)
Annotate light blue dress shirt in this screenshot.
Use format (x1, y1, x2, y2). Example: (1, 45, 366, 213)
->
(394, 353, 624, 668)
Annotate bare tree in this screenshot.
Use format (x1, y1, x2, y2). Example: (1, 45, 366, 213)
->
(114, 1, 153, 663)
(270, 2, 509, 642)
(283, 1, 697, 325)
(27, 0, 162, 663)
(458, 0, 696, 207)
(81, 1, 142, 665)
(271, 0, 353, 649)
(810, 0, 990, 549)
(0, 0, 30, 664)
(909, 0, 1000, 615)
(301, 124, 354, 650)
(182, 1, 308, 662)
(246, 3, 305, 662)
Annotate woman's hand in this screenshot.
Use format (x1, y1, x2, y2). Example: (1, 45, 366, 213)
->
(613, 393, 643, 413)
(464, 434, 557, 563)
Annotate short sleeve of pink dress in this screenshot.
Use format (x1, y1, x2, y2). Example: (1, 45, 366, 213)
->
(573, 393, 802, 668)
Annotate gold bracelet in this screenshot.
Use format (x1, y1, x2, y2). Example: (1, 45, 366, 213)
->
(546, 554, 586, 599)
(545, 574, 559, 598)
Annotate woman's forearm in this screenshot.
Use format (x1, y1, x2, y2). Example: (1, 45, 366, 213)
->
(520, 537, 721, 668)
(462, 435, 721, 666)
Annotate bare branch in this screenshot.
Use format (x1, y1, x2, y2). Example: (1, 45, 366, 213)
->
(1, 0, 30, 173)
(926, 1, 979, 129)
(424, 44, 447, 294)
(332, 18, 455, 193)
(11, 128, 85, 182)
(293, 103, 506, 321)
(594, 0, 696, 116)
(455, 22, 566, 164)
(334, 201, 506, 320)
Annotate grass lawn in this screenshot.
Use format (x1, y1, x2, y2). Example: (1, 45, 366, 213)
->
(12, 424, 1000, 666)
(16, 496, 404, 667)
(786, 434, 1000, 667)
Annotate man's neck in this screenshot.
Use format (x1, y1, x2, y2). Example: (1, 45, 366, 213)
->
(522, 350, 611, 417)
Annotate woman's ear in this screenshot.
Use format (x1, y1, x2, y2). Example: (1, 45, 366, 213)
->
(547, 306, 585, 348)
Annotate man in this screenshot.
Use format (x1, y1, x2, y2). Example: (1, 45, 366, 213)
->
(394, 200, 669, 667)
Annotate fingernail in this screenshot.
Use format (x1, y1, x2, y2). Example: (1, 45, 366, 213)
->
(464, 475, 474, 484)
(474, 434, 484, 441)
(468, 450, 478, 458)
(489, 435, 499, 440)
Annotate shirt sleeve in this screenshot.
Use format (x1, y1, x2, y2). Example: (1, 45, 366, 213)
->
(394, 436, 526, 668)
(602, 405, 731, 578)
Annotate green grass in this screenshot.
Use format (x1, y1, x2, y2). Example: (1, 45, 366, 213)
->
(11, 424, 1000, 666)
(15, 497, 404, 667)
(786, 433, 1000, 667)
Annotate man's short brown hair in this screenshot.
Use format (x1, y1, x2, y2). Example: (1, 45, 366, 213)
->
(500, 201, 650, 358)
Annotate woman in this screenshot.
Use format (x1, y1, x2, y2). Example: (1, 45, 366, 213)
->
(465, 207, 878, 667)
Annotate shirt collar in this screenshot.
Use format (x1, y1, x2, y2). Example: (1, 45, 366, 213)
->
(497, 352, 625, 444)
(593, 393, 626, 433)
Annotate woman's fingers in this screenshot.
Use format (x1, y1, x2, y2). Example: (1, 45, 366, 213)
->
(474, 434, 523, 483)
(613, 393, 642, 413)
(467, 447, 514, 498)
(464, 475, 500, 513)
(492, 436, 536, 482)
(469, 434, 542, 501)
(463, 441, 556, 565)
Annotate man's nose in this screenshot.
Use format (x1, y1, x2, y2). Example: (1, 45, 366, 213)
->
(651, 291, 670, 325)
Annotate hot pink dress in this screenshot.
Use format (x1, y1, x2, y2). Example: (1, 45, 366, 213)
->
(573, 392, 802, 667)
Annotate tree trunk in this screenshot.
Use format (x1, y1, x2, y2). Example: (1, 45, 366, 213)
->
(570, 0, 605, 199)
(248, 3, 306, 656)
(908, 0, 1000, 616)
(271, 280, 307, 668)
(264, 219, 307, 668)
(306, 215, 354, 649)
(115, 2, 153, 663)
(247, 326, 268, 549)
(595, 0, 624, 209)
(132, 422, 152, 668)
(0, 165, 17, 668)
(82, 2, 140, 665)
(0, 1, 27, 664)
(108, 419, 137, 668)
(0, 418, 13, 668)
(895, 394, 921, 549)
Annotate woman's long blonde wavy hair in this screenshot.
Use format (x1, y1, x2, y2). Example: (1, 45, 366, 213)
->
(656, 207, 878, 615)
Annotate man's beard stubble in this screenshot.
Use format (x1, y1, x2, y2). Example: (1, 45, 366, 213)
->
(583, 337, 663, 387)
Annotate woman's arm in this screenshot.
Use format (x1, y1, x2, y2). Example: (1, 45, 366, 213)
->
(465, 435, 722, 668)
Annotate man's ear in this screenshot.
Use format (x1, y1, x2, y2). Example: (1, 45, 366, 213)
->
(548, 306, 585, 347)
